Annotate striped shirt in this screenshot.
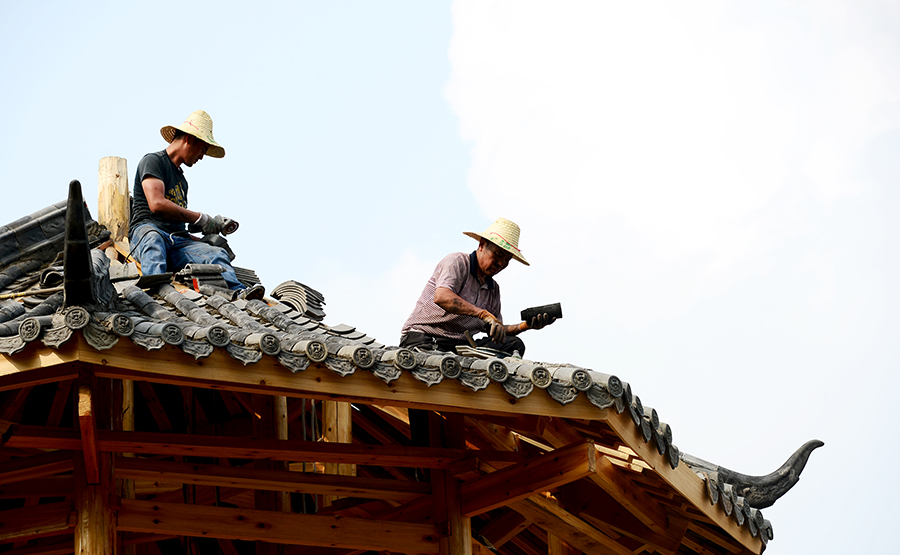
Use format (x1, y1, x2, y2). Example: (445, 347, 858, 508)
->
(400, 251, 503, 340)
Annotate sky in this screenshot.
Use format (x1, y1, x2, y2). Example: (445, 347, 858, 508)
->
(1, 1, 898, 553)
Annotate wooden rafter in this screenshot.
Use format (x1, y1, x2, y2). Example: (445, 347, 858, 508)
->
(461, 441, 597, 517)
(117, 499, 440, 553)
(0, 450, 73, 485)
(0, 501, 75, 542)
(115, 456, 430, 502)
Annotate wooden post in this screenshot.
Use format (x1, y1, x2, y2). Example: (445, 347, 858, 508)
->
(98, 156, 130, 244)
(252, 394, 287, 555)
(75, 454, 116, 555)
(323, 400, 354, 506)
(116, 379, 136, 555)
(431, 412, 472, 555)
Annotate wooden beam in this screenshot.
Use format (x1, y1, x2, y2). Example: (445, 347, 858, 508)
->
(115, 456, 430, 502)
(77, 380, 100, 484)
(1, 426, 520, 467)
(548, 533, 580, 555)
(0, 501, 75, 542)
(559, 481, 685, 555)
(460, 441, 596, 517)
(476, 509, 529, 549)
(602, 409, 762, 554)
(117, 499, 440, 553)
(57, 337, 611, 421)
(540, 416, 673, 535)
(0, 476, 73, 499)
(45, 380, 73, 427)
(0, 450, 73, 485)
(510, 495, 632, 555)
(97, 156, 130, 242)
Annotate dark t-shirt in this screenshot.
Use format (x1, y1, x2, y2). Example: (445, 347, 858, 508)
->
(129, 150, 189, 234)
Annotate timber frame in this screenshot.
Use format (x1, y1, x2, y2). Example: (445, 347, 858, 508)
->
(0, 160, 818, 554)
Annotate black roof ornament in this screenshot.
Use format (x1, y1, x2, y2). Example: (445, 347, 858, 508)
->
(63, 180, 96, 307)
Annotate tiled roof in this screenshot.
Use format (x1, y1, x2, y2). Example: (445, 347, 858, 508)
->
(0, 186, 822, 551)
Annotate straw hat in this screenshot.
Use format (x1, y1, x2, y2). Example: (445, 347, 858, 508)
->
(464, 217, 529, 266)
(160, 110, 226, 158)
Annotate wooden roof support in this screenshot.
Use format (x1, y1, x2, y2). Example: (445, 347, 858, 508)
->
(430, 411, 472, 555)
(77, 378, 100, 484)
(114, 456, 431, 502)
(603, 409, 762, 554)
(117, 499, 441, 553)
(476, 509, 530, 549)
(510, 494, 633, 555)
(460, 441, 597, 517)
(0, 450, 73, 485)
(2, 426, 521, 468)
(324, 399, 355, 506)
(74, 452, 114, 555)
(0, 501, 75, 543)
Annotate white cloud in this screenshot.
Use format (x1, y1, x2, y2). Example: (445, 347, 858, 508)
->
(446, 0, 898, 329)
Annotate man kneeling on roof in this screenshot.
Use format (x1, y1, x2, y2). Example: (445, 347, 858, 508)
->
(128, 110, 263, 300)
(399, 217, 555, 356)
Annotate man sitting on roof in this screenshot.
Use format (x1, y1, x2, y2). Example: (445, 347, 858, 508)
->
(399, 217, 555, 356)
(128, 110, 262, 299)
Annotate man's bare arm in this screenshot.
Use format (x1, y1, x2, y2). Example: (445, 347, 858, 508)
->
(142, 178, 201, 223)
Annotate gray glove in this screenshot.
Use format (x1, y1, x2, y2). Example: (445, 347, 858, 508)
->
(529, 313, 556, 330)
(195, 213, 226, 235)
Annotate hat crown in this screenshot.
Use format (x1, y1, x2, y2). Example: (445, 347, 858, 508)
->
(465, 217, 530, 265)
(161, 110, 225, 158)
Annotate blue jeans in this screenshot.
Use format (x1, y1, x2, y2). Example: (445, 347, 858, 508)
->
(129, 223, 245, 290)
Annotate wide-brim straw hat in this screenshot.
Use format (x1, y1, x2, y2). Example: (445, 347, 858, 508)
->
(464, 217, 529, 266)
(160, 110, 225, 158)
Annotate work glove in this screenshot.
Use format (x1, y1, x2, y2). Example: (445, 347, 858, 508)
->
(528, 313, 556, 330)
(194, 213, 226, 235)
(476, 309, 506, 344)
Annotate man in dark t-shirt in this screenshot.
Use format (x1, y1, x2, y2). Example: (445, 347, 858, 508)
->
(128, 110, 262, 298)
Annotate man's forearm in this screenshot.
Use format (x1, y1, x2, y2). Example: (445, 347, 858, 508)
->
(434, 287, 487, 318)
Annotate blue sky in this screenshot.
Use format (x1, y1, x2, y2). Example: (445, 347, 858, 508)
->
(2, 1, 898, 553)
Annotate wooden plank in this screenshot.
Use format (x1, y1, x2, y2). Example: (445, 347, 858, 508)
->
(0, 450, 73, 485)
(115, 456, 430, 502)
(0, 501, 75, 542)
(77, 381, 100, 484)
(117, 499, 440, 553)
(66, 337, 612, 421)
(460, 441, 596, 517)
(510, 495, 632, 555)
(0, 534, 75, 555)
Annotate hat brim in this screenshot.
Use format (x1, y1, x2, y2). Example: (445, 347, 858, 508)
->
(464, 231, 529, 265)
(160, 125, 225, 158)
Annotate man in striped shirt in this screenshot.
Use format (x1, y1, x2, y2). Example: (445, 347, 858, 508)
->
(399, 217, 554, 356)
